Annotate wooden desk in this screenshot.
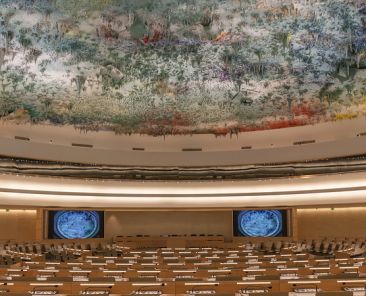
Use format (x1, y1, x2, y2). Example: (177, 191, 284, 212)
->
(115, 236, 225, 248)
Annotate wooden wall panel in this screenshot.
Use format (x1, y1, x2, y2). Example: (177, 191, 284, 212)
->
(4, 206, 365, 243)
(0, 209, 37, 241)
(104, 211, 233, 241)
(297, 207, 366, 239)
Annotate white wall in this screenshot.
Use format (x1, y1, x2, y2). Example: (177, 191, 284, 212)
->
(0, 118, 365, 166)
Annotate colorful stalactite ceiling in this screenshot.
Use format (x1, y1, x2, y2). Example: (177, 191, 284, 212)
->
(0, 0, 365, 136)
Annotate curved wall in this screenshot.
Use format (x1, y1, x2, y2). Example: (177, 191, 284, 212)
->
(2, 118, 366, 208)
(1, 171, 366, 208)
(1, 118, 366, 166)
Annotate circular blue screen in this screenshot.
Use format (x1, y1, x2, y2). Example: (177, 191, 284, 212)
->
(237, 210, 282, 237)
(54, 211, 100, 239)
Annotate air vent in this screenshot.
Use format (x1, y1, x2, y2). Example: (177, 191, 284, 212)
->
(293, 140, 316, 145)
(241, 146, 252, 150)
(71, 143, 93, 148)
(132, 147, 145, 151)
(182, 148, 202, 152)
(14, 136, 30, 141)
(357, 132, 366, 137)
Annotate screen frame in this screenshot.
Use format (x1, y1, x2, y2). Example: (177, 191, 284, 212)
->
(47, 210, 105, 239)
(232, 208, 291, 238)
(40, 207, 295, 241)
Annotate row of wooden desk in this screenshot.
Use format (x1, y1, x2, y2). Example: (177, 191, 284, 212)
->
(0, 278, 365, 294)
(0, 245, 364, 295)
(114, 236, 225, 249)
(2, 267, 366, 279)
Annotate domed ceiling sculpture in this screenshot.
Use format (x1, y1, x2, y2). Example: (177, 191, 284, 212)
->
(0, 0, 365, 136)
